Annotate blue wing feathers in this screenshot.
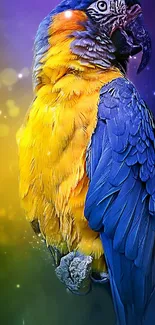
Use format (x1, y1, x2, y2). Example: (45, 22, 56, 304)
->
(113, 180, 142, 253)
(109, 161, 130, 186)
(125, 190, 146, 260)
(85, 77, 155, 324)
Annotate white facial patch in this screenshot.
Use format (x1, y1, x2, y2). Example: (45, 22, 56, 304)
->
(88, 0, 111, 15)
(86, 0, 127, 30)
(88, 0, 126, 16)
(112, 0, 126, 14)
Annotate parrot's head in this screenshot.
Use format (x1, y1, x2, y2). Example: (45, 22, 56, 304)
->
(85, 0, 151, 73)
(51, 0, 151, 74)
(33, 0, 151, 89)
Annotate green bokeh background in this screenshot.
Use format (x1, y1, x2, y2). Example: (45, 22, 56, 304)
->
(0, 229, 115, 325)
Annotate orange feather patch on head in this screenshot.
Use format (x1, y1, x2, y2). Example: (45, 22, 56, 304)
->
(49, 10, 87, 35)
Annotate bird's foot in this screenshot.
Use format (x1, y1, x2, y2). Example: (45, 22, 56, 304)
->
(55, 251, 93, 295)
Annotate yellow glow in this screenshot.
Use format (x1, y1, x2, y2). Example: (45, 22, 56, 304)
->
(0, 64, 35, 248)
(6, 99, 20, 117)
(0, 124, 10, 137)
(0, 208, 7, 218)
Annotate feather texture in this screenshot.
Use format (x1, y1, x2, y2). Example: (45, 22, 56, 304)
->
(17, 10, 122, 272)
(85, 77, 155, 324)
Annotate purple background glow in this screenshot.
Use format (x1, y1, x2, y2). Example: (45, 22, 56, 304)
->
(0, 2, 154, 325)
(1, 0, 155, 111)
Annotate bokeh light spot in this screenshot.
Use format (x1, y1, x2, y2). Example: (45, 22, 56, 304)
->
(6, 99, 20, 117)
(21, 67, 30, 77)
(18, 73, 23, 79)
(64, 10, 73, 18)
(0, 68, 18, 86)
(16, 284, 21, 289)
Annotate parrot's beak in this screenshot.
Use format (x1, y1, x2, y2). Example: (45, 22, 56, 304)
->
(111, 4, 152, 73)
(125, 5, 152, 73)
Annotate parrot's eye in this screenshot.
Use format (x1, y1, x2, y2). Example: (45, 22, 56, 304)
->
(97, 1, 107, 12)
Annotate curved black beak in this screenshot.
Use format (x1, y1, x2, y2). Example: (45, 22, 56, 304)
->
(125, 11, 152, 73)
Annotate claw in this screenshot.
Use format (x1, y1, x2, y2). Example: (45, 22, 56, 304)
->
(48, 245, 63, 267)
(55, 252, 93, 295)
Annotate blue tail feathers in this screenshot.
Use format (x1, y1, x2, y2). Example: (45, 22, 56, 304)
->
(100, 232, 155, 325)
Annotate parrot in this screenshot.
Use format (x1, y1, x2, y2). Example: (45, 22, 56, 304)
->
(16, 0, 155, 324)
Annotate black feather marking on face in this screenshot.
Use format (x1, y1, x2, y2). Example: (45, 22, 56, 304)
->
(86, 0, 127, 34)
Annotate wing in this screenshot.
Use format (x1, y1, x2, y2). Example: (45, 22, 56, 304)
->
(85, 77, 155, 324)
(33, 14, 51, 90)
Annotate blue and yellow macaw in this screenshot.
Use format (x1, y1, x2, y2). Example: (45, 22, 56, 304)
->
(17, 0, 155, 323)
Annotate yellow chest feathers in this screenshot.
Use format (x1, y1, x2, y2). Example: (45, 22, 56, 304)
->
(17, 10, 122, 264)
